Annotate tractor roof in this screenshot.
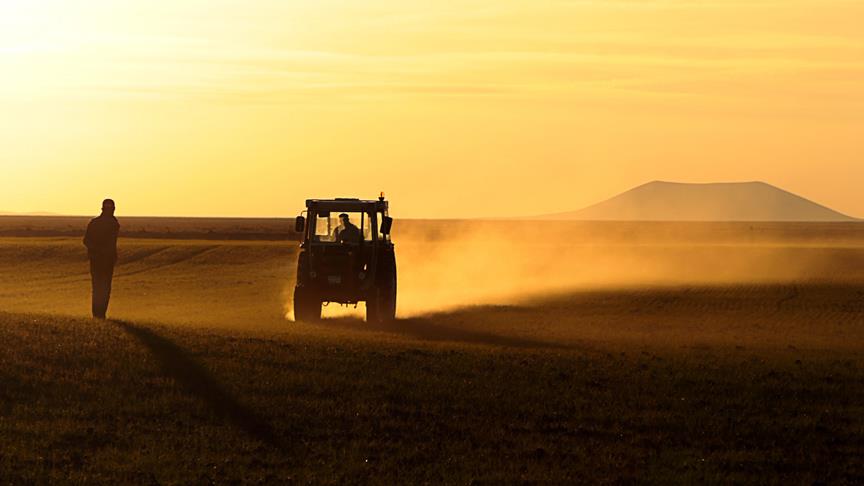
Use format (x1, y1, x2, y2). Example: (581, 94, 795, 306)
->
(305, 198, 388, 212)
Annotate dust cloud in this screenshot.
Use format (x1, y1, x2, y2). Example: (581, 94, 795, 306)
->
(390, 220, 864, 317)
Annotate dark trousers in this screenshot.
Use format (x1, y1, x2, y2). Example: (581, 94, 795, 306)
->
(89, 258, 115, 318)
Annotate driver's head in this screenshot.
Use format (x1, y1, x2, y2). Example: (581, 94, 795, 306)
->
(339, 213, 350, 225)
(102, 199, 116, 215)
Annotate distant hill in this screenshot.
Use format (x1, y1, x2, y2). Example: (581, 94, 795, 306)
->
(540, 181, 857, 222)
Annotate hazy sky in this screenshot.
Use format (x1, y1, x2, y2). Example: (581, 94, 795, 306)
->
(2, 0, 862, 218)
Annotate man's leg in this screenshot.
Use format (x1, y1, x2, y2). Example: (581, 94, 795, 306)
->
(92, 259, 111, 319)
(101, 261, 115, 318)
(89, 259, 101, 318)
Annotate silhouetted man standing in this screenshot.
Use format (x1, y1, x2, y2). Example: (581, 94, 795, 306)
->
(83, 199, 119, 319)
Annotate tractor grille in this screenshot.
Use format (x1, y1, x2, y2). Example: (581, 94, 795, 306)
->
(317, 255, 351, 275)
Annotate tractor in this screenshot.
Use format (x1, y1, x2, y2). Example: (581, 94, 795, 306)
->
(292, 195, 396, 323)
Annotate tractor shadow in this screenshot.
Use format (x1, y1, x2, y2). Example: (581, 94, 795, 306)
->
(317, 283, 862, 352)
(113, 320, 280, 448)
(320, 304, 577, 351)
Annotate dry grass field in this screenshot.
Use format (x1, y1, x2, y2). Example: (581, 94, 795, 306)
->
(1, 220, 864, 483)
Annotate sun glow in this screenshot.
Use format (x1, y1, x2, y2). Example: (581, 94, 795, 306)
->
(1, 0, 862, 217)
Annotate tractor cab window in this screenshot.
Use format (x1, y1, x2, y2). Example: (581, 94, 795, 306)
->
(313, 214, 335, 242)
(362, 212, 375, 242)
(312, 211, 373, 243)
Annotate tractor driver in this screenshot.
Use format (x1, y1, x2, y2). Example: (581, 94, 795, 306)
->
(335, 213, 361, 244)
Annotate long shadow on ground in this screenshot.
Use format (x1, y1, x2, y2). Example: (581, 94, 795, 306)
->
(316, 283, 864, 350)
(113, 319, 280, 448)
(320, 308, 577, 351)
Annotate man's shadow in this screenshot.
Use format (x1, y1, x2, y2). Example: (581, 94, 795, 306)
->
(113, 320, 280, 448)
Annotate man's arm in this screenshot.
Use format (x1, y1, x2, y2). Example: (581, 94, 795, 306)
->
(111, 220, 120, 260)
(83, 221, 93, 249)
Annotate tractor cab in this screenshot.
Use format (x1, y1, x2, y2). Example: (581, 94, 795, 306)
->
(293, 195, 396, 323)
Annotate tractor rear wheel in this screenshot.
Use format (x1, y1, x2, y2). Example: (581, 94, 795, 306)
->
(366, 255, 397, 324)
(293, 286, 321, 322)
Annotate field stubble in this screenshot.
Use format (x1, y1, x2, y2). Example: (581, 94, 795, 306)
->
(1, 220, 864, 482)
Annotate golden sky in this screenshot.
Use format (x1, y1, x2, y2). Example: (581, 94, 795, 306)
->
(2, 0, 862, 218)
